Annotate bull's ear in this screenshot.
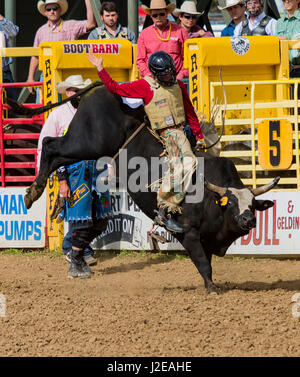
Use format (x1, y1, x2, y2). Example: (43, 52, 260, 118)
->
(254, 200, 274, 211)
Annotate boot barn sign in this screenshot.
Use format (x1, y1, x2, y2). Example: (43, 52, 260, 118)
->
(90, 190, 300, 256)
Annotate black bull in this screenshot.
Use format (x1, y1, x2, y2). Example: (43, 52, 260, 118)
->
(9, 85, 279, 293)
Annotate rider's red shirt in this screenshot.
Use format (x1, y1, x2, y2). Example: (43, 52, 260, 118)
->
(98, 68, 204, 140)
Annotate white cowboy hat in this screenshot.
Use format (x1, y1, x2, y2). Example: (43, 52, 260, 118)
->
(173, 1, 204, 17)
(141, 0, 176, 16)
(57, 75, 92, 94)
(37, 0, 68, 16)
(218, 0, 245, 10)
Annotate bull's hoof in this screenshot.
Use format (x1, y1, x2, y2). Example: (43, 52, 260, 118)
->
(24, 182, 43, 209)
(24, 192, 33, 210)
(206, 283, 220, 294)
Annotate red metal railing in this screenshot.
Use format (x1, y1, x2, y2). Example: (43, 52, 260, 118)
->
(0, 81, 44, 187)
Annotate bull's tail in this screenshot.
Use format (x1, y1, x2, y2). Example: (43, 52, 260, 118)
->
(6, 81, 103, 116)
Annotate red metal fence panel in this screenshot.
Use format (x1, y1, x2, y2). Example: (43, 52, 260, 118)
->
(0, 82, 44, 187)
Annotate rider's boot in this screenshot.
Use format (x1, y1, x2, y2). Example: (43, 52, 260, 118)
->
(155, 208, 184, 234)
(68, 248, 92, 279)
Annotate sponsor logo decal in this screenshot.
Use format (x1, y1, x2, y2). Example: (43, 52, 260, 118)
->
(230, 36, 250, 55)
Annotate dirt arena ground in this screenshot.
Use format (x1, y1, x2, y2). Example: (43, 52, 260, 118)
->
(0, 251, 299, 357)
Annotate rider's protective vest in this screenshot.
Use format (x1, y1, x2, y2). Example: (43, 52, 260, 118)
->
(96, 26, 128, 39)
(143, 76, 186, 131)
(241, 16, 271, 36)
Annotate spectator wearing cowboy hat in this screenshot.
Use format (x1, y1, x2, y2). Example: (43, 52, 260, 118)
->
(27, 0, 96, 95)
(137, 0, 189, 79)
(37, 74, 112, 278)
(173, 1, 213, 38)
(218, 0, 246, 36)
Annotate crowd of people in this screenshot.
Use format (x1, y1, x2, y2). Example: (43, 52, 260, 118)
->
(1, 0, 300, 278)
(2, 0, 300, 98)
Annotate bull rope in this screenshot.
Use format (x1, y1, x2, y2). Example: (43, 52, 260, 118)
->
(111, 120, 147, 161)
(204, 67, 227, 150)
(194, 68, 227, 151)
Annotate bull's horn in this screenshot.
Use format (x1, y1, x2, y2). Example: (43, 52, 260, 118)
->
(204, 179, 227, 197)
(251, 176, 280, 197)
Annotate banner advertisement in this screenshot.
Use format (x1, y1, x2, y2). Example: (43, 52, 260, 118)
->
(91, 190, 300, 255)
(228, 191, 300, 255)
(90, 189, 183, 251)
(0, 188, 46, 248)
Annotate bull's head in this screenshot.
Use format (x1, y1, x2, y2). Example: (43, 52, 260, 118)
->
(205, 177, 279, 231)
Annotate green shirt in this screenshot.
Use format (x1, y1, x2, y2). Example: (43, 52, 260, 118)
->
(275, 9, 300, 64)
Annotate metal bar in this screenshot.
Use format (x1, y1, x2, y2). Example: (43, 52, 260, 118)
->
(0, 86, 5, 186)
(0, 47, 39, 57)
(5, 176, 36, 182)
(4, 134, 40, 139)
(3, 149, 37, 155)
(90, 0, 102, 27)
(0, 80, 43, 88)
(2, 119, 43, 125)
(128, 0, 139, 39)
(4, 162, 36, 169)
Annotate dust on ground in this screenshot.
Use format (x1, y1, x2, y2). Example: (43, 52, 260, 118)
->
(0, 251, 299, 357)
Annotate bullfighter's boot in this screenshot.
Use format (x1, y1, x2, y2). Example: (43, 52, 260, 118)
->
(68, 249, 92, 279)
(155, 208, 184, 234)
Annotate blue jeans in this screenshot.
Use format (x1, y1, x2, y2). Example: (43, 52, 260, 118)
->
(62, 222, 94, 257)
(3, 69, 17, 101)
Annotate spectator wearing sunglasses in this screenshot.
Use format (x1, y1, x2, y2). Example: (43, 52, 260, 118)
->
(27, 0, 96, 95)
(173, 1, 213, 39)
(137, 0, 189, 79)
(218, 0, 246, 37)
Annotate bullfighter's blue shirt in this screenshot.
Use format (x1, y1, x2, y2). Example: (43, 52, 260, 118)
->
(59, 160, 111, 223)
(221, 21, 236, 37)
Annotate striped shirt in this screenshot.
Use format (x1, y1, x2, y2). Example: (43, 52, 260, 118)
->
(0, 17, 19, 68)
(33, 19, 87, 47)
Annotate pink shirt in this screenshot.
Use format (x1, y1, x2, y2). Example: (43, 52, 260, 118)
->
(137, 22, 189, 79)
(37, 102, 76, 170)
(33, 19, 87, 46)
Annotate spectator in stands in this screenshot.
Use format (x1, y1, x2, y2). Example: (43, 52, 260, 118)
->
(0, 13, 19, 101)
(276, 0, 300, 91)
(88, 1, 136, 43)
(275, 0, 300, 65)
(218, 0, 246, 36)
(234, 0, 277, 36)
(37, 75, 111, 278)
(137, 0, 189, 79)
(27, 0, 96, 95)
(173, 1, 213, 38)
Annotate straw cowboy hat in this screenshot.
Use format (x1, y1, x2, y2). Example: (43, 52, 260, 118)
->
(141, 0, 176, 16)
(173, 1, 204, 17)
(57, 75, 92, 94)
(37, 0, 68, 16)
(218, 0, 245, 10)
